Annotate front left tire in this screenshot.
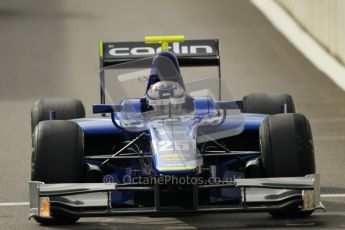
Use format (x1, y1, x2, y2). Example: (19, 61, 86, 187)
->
(259, 113, 315, 218)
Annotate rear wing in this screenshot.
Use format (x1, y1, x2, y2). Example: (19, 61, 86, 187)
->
(99, 39, 221, 103)
(99, 39, 220, 68)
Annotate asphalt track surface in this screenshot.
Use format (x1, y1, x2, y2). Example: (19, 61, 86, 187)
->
(1, 0, 345, 229)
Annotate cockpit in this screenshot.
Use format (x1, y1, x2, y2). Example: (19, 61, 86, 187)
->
(143, 52, 194, 115)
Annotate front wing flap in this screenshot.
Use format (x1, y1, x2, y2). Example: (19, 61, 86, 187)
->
(29, 174, 324, 219)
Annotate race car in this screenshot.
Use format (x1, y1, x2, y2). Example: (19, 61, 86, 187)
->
(29, 35, 324, 225)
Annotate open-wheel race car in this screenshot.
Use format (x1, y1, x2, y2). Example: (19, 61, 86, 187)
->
(29, 35, 324, 225)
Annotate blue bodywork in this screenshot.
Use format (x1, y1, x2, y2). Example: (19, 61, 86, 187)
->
(75, 112, 266, 135)
(72, 52, 268, 206)
(73, 104, 267, 206)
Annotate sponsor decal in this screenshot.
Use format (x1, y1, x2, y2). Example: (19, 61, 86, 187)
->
(108, 42, 214, 56)
(104, 40, 218, 58)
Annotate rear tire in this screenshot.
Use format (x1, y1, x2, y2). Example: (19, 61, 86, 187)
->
(32, 120, 84, 224)
(31, 98, 85, 133)
(259, 113, 315, 218)
(242, 93, 295, 114)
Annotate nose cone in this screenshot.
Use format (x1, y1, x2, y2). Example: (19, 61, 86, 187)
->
(147, 118, 199, 174)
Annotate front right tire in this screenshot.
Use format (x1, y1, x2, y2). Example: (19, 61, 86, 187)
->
(32, 120, 84, 224)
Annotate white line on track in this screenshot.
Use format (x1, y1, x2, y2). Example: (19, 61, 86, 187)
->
(321, 194, 345, 198)
(250, 0, 345, 92)
(0, 194, 344, 207)
(285, 223, 316, 226)
(0, 202, 29, 206)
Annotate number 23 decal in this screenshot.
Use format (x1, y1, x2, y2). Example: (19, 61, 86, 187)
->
(158, 140, 190, 151)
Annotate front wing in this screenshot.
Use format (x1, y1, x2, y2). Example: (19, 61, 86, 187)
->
(29, 174, 324, 219)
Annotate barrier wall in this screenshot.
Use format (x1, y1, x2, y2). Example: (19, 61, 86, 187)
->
(276, 0, 345, 64)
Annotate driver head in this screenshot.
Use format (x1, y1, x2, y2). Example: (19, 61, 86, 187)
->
(145, 52, 191, 114)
